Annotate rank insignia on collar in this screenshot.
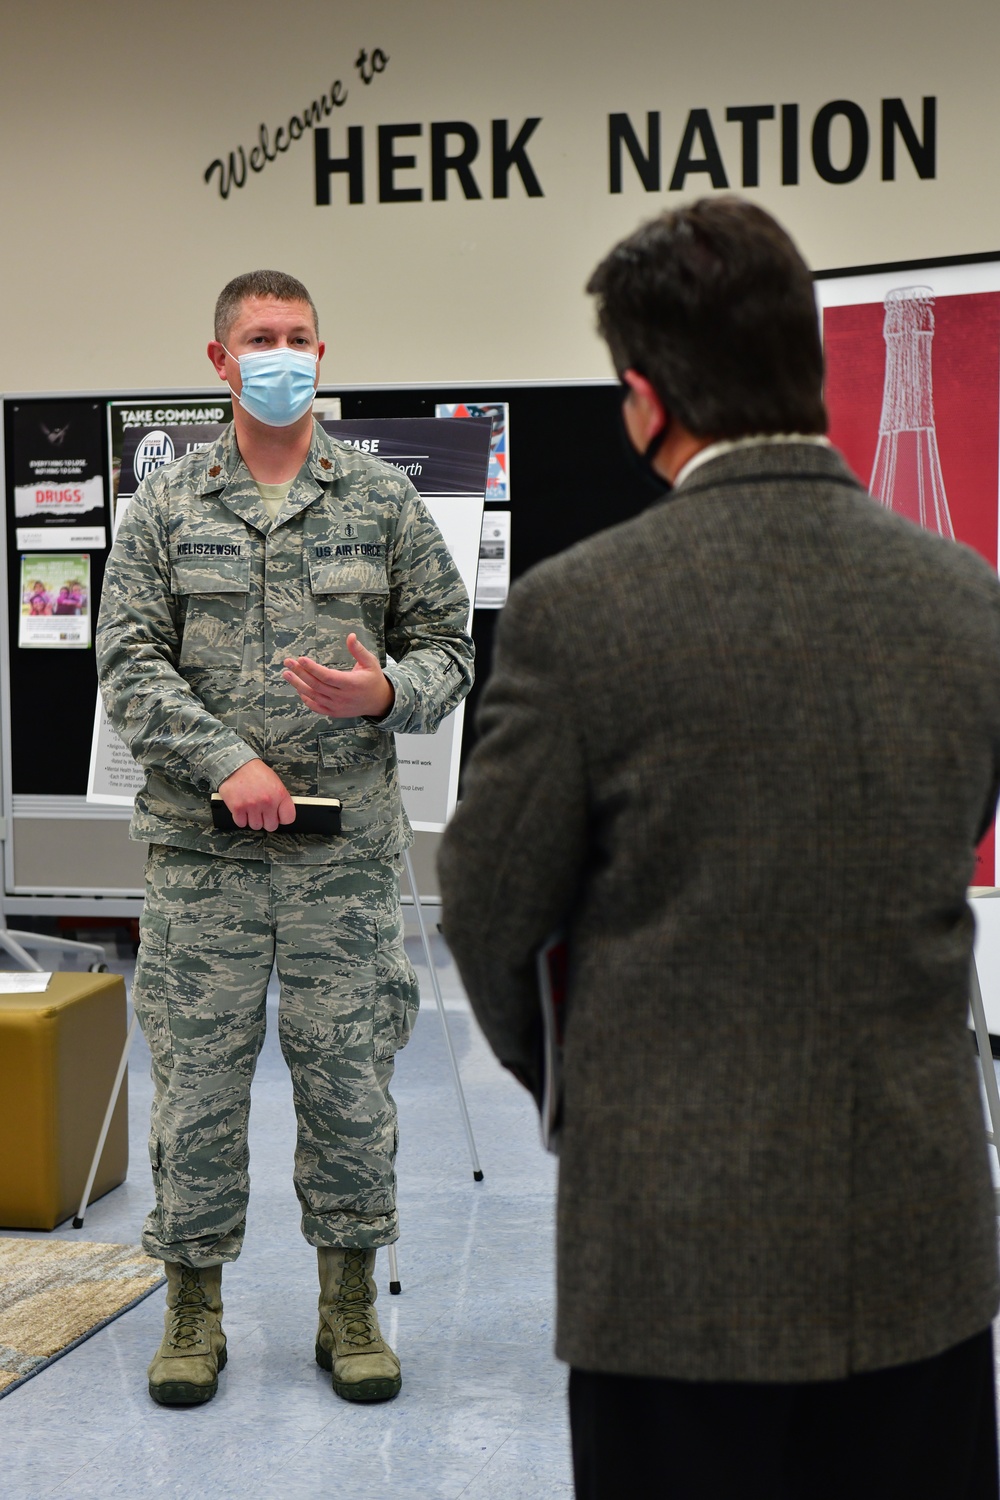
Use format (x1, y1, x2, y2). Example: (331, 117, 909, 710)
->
(320, 457, 333, 469)
(208, 465, 222, 477)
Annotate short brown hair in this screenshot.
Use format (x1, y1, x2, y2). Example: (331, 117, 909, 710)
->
(586, 198, 826, 438)
(214, 270, 319, 343)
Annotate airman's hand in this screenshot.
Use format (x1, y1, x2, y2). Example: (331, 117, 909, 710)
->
(217, 759, 296, 832)
(283, 634, 394, 719)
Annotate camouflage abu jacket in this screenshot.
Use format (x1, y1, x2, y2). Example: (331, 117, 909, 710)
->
(96, 421, 474, 864)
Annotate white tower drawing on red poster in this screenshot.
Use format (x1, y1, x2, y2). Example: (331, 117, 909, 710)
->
(869, 286, 955, 538)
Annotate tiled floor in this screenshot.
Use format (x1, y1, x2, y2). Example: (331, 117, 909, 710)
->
(0, 929, 572, 1499)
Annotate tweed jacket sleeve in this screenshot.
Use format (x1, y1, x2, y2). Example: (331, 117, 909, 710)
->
(438, 565, 588, 1088)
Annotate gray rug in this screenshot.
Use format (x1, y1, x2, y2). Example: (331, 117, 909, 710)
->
(0, 1236, 164, 1398)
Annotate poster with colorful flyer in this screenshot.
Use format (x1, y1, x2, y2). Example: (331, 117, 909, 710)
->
(435, 401, 509, 501)
(818, 256, 1000, 884)
(19, 552, 91, 649)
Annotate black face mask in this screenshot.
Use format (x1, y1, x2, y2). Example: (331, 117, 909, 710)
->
(617, 379, 673, 500)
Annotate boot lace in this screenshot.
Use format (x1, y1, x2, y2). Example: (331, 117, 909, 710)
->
(168, 1266, 212, 1351)
(335, 1249, 381, 1350)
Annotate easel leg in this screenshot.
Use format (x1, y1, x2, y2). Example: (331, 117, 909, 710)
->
(387, 1243, 401, 1295)
(1, 930, 108, 971)
(0, 930, 44, 972)
(402, 848, 484, 1181)
(73, 1007, 139, 1228)
(970, 954, 1000, 1213)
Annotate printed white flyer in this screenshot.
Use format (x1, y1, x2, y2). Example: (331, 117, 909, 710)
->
(87, 698, 145, 806)
(476, 510, 511, 609)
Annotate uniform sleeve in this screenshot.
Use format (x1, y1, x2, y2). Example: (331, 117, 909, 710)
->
(95, 481, 258, 792)
(375, 486, 475, 735)
(437, 569, 589, 1089)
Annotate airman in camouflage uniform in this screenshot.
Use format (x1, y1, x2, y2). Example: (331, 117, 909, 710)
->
(96, 270, 473, 1407)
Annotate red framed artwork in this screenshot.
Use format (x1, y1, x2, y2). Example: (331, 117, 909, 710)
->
(817, 255, 1000, 884)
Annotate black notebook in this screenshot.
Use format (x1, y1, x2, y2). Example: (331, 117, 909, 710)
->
(210, 795, 342, 836)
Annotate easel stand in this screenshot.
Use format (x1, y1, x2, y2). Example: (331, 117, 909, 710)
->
(970, 954, 1000, 1212)
(380, 849, 484, 1296)
(402, 848, 483, 1183)
(65, 925, 1000, 1246)
(0, 928, 108, 974)
(65, 911, 1000, 1302)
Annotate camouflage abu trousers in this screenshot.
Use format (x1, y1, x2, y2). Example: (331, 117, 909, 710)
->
(133, 844, 419, 1266)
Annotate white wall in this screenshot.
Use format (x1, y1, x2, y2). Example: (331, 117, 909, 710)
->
(1, 0, 997, 393)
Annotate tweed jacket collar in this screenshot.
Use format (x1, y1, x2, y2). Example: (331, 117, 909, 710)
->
(674, 440, 864, 500)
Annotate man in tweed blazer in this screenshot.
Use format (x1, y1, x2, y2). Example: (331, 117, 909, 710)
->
(439, 200, 1000, 1498)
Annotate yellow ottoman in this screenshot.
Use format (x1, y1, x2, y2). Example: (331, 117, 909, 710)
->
(0, 971, 128, 1230)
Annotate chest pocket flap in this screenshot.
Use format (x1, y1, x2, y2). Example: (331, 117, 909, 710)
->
(171, 553, 250, 596)
(309, 558, 388, 598)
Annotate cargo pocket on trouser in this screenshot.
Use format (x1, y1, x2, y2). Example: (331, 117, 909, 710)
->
(132, 906, 171, 1238)
(132, 907, 172, 1083)
(373, 900, 420, 1065)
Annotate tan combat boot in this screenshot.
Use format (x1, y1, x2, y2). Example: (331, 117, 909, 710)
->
(147, 1262, 227, 1406)
(315, 1247, 401, 1402)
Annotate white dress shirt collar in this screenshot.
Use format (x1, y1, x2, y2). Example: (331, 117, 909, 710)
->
(674, 433, 831, 490)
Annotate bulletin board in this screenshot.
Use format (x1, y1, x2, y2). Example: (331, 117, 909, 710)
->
(0, 381, 652, 900)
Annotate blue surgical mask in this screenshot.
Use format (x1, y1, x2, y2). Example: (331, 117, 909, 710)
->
(224, 345, 317, 427)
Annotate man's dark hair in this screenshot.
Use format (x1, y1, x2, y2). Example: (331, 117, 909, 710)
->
(587, 197, 826, 437)
(214, 270, 319, 343)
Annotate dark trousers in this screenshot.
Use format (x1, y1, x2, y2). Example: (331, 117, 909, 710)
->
(570, 1328, 998, 1500)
